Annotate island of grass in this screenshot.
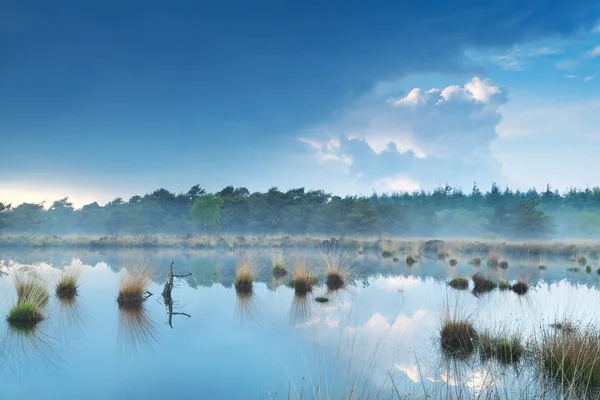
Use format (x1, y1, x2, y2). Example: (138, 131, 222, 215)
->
(270, 249, 287, 277)
(234, 257, 258, 294)
(510, 280, 529, 295)
(291, 262, 316, 296)
(117, 267, 153, 307)
(499, 260, 508, 269)
(448, 278, 469, 290)
(538, 322, 600, 392)
(472, 273, 497, 293)
(315, 296, 329, 303)
(7, 272, 49, 328)
(406, 254, 417, 266)
(498, 280, 510, 291)
(469, 257, 482, 267)
(56, 273, 79, 299)
(440, 319, 478, 358)
(478, 333, 524, 364)
(272, 263, 287, 278)
(449, 259, 458, 266)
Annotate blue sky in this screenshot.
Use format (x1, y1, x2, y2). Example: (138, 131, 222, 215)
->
(2, 1, 600, 207)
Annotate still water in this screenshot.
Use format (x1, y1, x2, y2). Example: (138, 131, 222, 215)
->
(0, 248, 598, 399)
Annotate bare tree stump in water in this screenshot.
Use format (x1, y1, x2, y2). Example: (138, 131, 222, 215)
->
(161, 262, 192, 328)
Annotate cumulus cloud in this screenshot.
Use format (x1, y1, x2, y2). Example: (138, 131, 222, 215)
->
(589, 46, 600, 57)
(300, 77, 507, 192)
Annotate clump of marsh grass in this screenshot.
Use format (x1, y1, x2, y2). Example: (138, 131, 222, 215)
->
(469, 256, 482, 267)
(586, 265, 592, 273)
(405, 254, 417, 266)
(55, 261, 84, 299)
(499, 260, 509, 269)
(270, 248, 287, 277)
(441, 319, 478, 358)
(567, 266, 580, 272)
(315, 296, 329, 303)
(498, 280, 510, 291)
(7, 270, 49, 328)
(536, 321, 600, 393)
(478, 332, 524, 364)
(448, 278, 469, 290)
(7, 269, 49, 329)
(472, 272, 497, 294)
(510, 280, 529, 295)
(487, 248, 502, 267)
(117, 262, 154, 308)
(320, 249, 353, 291)
(439, 295, 478, 359)
(290, 259, 317, 296)
(448, 259, 458, 266)
(234, 253, 259, 294)
(577, 254, 588, 266)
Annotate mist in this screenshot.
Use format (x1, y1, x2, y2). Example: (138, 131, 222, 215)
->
(1, 183, 599, 240)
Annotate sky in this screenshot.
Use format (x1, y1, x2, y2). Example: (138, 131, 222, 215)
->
(2, 1, 600, 208)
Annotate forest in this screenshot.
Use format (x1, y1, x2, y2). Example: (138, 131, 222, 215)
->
(1, 183, 600, 239)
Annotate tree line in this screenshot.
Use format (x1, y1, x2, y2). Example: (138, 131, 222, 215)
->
(1, 183, 600, 239)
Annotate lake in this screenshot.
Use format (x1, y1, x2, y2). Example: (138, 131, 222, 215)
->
(0, 247, 598, 399)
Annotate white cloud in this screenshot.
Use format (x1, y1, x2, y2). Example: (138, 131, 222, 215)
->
(584, 75, 596, 82)
(555, 59, 578, 70)
(564, 74, 577, 79)
(299, 77, 507, 191)
(589, 46, 600, 57)
(374, 175, 421, 193)
(298, 137, 353, 165)
(528, 46, 563, 56)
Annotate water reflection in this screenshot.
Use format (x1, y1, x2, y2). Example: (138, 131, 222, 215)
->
(0, 249, 600, 398)
(235, 290, 261, 328)
(55, 296, 88, 338)
(289, 294, 312, 326)
(0, 323, 61, 377)
(117, 303, 160, 355)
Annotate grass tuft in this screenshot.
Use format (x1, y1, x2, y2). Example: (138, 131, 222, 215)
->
(448, 278, 469, 290)
(469, 256, 482, 267)
(499, 260, 509, 269)
(478, 332, 523, 364)
(537, 321, 600, 393)
(321, 249, 352, 291)
(7, 269, 49, 328)
(55, 262, 84, 299)
(472, 272, 497, 293)
(448, 259, 458, 266)
(270, 248, 288, 277)
(315, 296, 329, 303)
(498, 280, 510, 291)
(291, 259, 317, 296)
(117, 264, 153, 307)
(510, 280, 529, 295)
(234, 253, 259, 294)
(441, 320, 478, 358)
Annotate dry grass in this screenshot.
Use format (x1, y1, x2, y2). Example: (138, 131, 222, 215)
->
(441, 319, 478, 358)
(487, 247, 503, 267)
(117, 262, 153, 307)
(291, 259, 317, 296)
(270, 248, 287, 277)
(7, 268, 49, 328)
(448, 278, 469, 290)
(55, 260, 84, 299)
(321, 249, 353, 291)
(537, 321, 600, 394)
(234, 252, 259, 293)
(472, 272, 497, 293)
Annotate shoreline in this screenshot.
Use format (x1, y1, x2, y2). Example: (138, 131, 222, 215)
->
(1, 234, 599, 257)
